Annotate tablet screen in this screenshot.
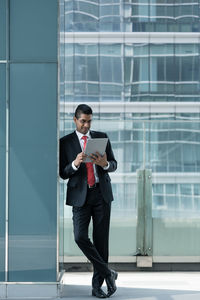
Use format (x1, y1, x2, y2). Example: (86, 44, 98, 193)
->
(83, 138, 108, 163)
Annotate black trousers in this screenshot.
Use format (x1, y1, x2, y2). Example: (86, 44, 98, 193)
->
(72, 185, 111, 288)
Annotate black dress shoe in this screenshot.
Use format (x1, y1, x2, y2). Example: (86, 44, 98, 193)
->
(92, 287, 107, 298)
(105, 270, 118, 297)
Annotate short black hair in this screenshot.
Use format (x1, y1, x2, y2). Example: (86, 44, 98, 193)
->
(74, 104, 93, 119)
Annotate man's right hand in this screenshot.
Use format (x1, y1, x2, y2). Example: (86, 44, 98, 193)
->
(73, 152, 87, 168)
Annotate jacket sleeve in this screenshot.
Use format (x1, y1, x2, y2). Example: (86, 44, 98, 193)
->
(59, 138, 76, 180)
(104, 134, 117, 173)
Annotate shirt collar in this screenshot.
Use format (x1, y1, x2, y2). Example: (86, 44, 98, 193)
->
(75, 130, 90, 141)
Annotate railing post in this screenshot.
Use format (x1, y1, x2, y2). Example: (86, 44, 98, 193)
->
(136, 169, 145, 255)
(144, 169, 153, 257)
(136, 169, 153, 267)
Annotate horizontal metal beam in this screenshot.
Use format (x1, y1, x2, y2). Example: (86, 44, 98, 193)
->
(153, 256, 200, 263)
(111, 173, 200, 184)
(60, 101, 200, 113)
(60, 173, 200, 184)
(61, 255, 200, 263)
(61, 32, 200, 44)
(62, 255, 137, 263)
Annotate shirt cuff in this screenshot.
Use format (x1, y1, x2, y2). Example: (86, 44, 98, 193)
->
(72, 161, 79, 171)
(103, 161, 110, 170)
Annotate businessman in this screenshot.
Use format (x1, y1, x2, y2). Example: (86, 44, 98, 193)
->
(59, 104, 118, 298)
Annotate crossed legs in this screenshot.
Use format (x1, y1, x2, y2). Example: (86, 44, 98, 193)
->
(72, 188, 111, 285)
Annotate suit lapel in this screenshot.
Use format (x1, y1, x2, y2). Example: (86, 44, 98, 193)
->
(71, 131, 82, 154)
(90, 130, 98, 139)
(71, 131, 88, 174)
(71, 131, 98, 155)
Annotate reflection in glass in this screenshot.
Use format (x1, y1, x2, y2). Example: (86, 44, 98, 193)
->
(60, 0, 200, 260)
(62, 42, 200, 103)
(59, 118, 140, 256)
(147, 121, 200, 219)
(62, 0, 200, 32)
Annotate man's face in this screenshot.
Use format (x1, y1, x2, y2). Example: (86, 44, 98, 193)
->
(73, 113, 92, 135)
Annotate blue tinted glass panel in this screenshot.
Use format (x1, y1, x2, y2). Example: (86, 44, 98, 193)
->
(60, 118, 138, 257)
(64, 0, 200, 32)
(10, 0, 57, 61)
(151, 121, 200, 256)
(74, 44, 99, 102)
(0, 64, 6, 281)
(0, 0, 6, 59)
(62, 42, 200, 103)
(146, 122, 200, 173)
(9, 63, 57, 282)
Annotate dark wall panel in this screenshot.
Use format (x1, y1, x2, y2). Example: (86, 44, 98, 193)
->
(9, 63, 57, 282)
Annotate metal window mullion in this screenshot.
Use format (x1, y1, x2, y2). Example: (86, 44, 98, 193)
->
(56, 0, 61, 281)
(5, 0, 10, 283)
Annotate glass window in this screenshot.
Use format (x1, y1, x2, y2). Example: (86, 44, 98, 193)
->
(60, 0, 200, 260)
(63, 41, 200, 103)
(64, 1, 200, 32)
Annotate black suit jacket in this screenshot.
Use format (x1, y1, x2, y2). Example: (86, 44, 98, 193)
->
(59, 130, 117, 207)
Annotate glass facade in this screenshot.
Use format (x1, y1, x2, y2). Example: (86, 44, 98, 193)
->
(61, 42, 200, 103)
(60, 117, 200, 257)
(0, 0, 6, 60)
(64, 0, 200, 32)
(60, 0, 200, 261)
(0, 0, 7, 282)
(0, 0, 59, 282)
(0, 63, 6, 281)
(9, 63, 58, 282)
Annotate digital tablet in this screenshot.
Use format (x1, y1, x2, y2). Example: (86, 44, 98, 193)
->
(83, 138, 108, 163)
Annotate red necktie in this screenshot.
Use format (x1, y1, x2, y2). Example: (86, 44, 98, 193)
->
(82, 136, 95, 187)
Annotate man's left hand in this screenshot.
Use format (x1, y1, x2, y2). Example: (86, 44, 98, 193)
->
(90, 152, 108, 168)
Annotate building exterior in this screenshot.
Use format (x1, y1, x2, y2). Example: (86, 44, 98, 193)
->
(0, 1, 60, 296)
(60, 0, 200, 265)
(1, 1, 200, 294)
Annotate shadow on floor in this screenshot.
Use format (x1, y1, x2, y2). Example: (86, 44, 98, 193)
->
(61, 284, 200, 300)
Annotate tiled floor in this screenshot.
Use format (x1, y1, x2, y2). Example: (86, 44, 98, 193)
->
(2, 272, 200, 300)
(60, 272, 200, 300)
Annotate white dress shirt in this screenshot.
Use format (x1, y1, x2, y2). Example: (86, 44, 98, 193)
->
(72, 130, 110, 183)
